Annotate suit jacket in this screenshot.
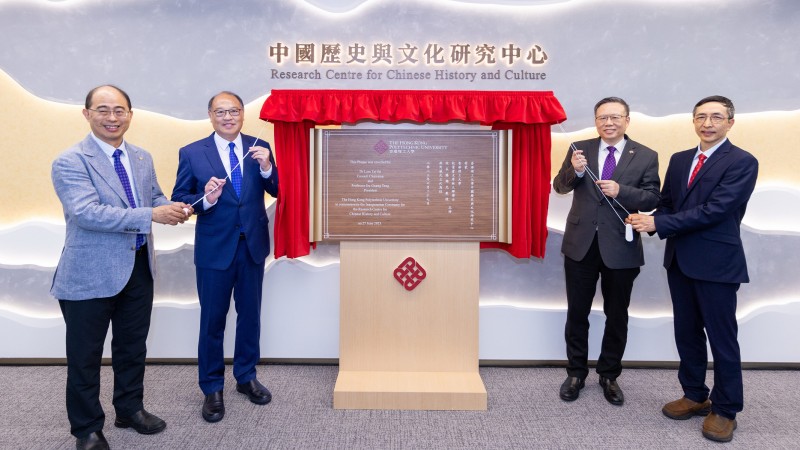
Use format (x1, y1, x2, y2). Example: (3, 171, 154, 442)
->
(654, 139, 758, 283)
(553, 136, 660, 269)
(51, 134, 171, 300)
(171, 133, 279, 270)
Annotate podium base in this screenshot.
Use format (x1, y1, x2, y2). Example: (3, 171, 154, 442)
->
(333, 370, 487, 410)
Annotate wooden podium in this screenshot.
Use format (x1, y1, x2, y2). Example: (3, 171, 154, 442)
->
(333, 240, 487, 410)
(311, 128, 510, 410)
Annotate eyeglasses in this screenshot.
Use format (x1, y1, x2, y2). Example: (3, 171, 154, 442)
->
(211, 108, 242, 118)
(595, 115, 627, 123)
(87, 108, 130, 118)
(693, 114, 728, 125)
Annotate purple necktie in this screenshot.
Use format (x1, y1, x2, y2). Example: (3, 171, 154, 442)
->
(228, 142, 242, 197)
(112, 149, 144, 249)
(601, 146, 617, 180)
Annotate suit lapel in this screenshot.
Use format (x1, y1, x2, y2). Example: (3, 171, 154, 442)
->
(81, 136, 132, 207)
(692, 140, 730, 187)
(239, 134, 260, 199)
(128, 144, 149, 207)
(683, 140, 732, 200)
(585, 137, 601, 180)
(611, 138, 635, 181)
(675, 149, 697, 209)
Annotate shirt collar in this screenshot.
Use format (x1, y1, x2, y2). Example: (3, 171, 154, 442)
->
(600, 138, 626, 153)
(89, 133, 127, 158)
(695, 137, 727, 160)
(213, 132, 243, 152)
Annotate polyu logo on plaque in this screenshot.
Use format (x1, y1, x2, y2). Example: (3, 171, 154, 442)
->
(373, 140, 389, 154)
(394, 257, 426, 291)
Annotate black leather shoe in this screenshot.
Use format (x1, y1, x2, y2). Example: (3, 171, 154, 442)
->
(114, 409, 166, 435)
(599, 376, 624, 406)
(236, 379, 272, 405)
(559, 376, 585, 401)
(202, 391, 225, 423)
(76, 430, 109, 450)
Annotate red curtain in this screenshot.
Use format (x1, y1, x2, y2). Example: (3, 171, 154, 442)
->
(260, 90, 566, 259)
(481, 123, 551, 258)
(271, 120, 315, 258)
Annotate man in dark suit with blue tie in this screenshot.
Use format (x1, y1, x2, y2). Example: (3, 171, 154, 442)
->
(171, 91, 279, 423)
(629, 96, 758, 443)
(553, 97, 661, 406)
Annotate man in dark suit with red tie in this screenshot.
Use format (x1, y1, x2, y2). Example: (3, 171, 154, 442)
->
(628, 95, 758, 443)
(553, 97, 661, 406)
(171, 91, 279, 423)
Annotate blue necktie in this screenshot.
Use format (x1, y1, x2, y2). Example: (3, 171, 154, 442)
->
(112, 149, 144, 250)
(228, 142, 242, 197)
(601, 146, 617, 180)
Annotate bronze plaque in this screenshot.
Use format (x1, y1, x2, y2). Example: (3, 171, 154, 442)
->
(320, 129, 500, 240)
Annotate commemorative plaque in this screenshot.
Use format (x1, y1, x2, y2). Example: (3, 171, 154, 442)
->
(312, 129, 509, 241)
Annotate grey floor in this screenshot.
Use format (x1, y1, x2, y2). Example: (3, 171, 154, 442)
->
(2, 365, 798, 449)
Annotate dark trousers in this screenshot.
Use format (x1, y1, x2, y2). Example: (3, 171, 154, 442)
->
(196, 238, 265, 395)
(667, 262, 743, 420)
(564, 237, 639, 380)
(59, 246, 153, 438)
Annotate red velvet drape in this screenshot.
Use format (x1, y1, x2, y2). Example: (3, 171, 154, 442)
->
(271, 120, 315, 258)
(481, 123, 552, 258)
(260, 90, 566, 259)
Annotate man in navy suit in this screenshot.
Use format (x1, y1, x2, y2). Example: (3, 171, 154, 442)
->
(553, 97, 660, 406)
(52, 85, 192, 449)
(171, 91, 279, 423)
(629, 96, 758, 443)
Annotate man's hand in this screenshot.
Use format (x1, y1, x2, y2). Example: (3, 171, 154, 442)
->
(205, 177, 226, 204)
(176, 202, 194, 217)
(250, 145, 272, 171)
(595, 179, 620, 198)
(571, 149, 586, 173)
(153, 204, 191, 225)
(627, 213, 656, 233)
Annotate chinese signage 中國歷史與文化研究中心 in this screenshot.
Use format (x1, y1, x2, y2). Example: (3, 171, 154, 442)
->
(268, 41, 549, 84)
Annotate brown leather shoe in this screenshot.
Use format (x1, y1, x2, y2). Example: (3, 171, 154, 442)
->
(662, 396, 712, 420)
(702, 412, 737, 442)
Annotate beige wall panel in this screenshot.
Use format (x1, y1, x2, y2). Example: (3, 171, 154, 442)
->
(0, 71, 275, 225)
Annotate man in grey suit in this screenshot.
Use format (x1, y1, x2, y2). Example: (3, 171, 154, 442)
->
(51, 85, 192, 450)
(552, 97, 660, 406)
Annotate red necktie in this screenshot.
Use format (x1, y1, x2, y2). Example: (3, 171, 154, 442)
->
(688, 153, 706, 187)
